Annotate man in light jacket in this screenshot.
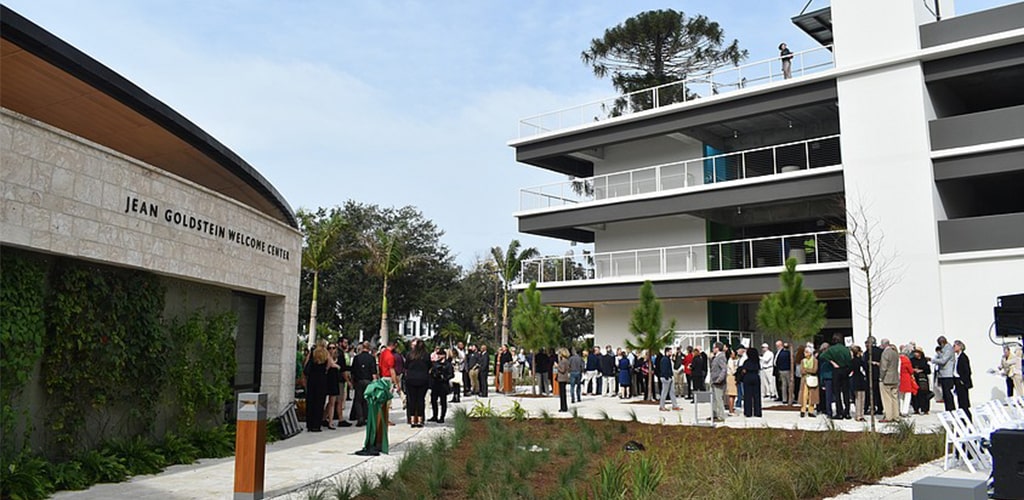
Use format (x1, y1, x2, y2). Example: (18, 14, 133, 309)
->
(933, 336, 956, 413)
(878, 339, 901, 422)
(759, 344, 777, 399)
(710, 342, 728, 422)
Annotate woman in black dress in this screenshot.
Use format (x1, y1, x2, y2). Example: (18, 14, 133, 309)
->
(323, 342, 342, 429)
(404, 340, 431, 428)
(303, 340, 331, 432)
(429, 350, 454, 423)
(741, 350, 762, 417)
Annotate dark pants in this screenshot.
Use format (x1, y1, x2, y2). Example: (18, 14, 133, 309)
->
(871, 378, 883, 413)
(306, 387, 325, 431)
(431, 384, 449, 421)
(742, 375, 762, 417)
(1008, 377, 1015, 397)
(823, 379, 834, 417)
(463, 370, 471, 395)
(559, 381, 568, 411)
(352, 379, 371, 424)
(407, 380, 428, 419)
(832, 369, 851, 418)
(451, 383, 461, 402)
(912, 386, 931, 413)
(539, 371, 550, 394)
(939, 377, 956, 412)
(954, 378, 971, 420)
(569, 372, 582, 403)
(478, 370, 488, 397)
(693, 373, 706, 392)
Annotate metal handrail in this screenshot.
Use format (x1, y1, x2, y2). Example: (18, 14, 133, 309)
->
(518, 45, 835, 139)
(520, 229, 847, 284)
(518, 135, 841, 211)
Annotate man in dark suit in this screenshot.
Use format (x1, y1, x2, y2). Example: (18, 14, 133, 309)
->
(477, 344, 490, 397)
(350, 341, 378, 427)
(952, 340, 973, 420)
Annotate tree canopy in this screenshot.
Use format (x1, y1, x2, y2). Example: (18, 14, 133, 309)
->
(297, 202, 458, 343)
(756, 258, 827, 342)
(582, 9, 747, 110)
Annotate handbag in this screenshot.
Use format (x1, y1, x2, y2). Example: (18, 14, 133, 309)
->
(805, 375, 819, 388)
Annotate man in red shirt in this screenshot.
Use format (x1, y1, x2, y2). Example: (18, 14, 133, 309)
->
(683, 346, 695, 400)
(379, 341, 397, 387)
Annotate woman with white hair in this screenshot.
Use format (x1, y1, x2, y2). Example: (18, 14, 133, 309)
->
(1000, 345, 1023, 397)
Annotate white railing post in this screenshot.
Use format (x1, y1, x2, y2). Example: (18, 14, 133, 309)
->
(772, 147, 778, 174)
(749, 240, 755, 269)
(656, 166, 662, 192)
(718, 243, 723, 271)
(805, 140, 811, 170)
(630, 170, 635, 195)
(780, 238, 786, 264)
(741, 152, 747, 179)
(814, 233, 820, 264)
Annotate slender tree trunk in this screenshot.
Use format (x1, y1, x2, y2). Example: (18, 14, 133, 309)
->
(379, 277, 389, 346)
(500, 286, 509, 347)
(531, 351, 538, 395)
(307, 271, 319, 350)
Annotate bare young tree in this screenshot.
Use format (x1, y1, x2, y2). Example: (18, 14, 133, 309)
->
(845, 199, 904, 432)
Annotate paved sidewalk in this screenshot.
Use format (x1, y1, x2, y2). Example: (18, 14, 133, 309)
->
(53, 387, 984, 499)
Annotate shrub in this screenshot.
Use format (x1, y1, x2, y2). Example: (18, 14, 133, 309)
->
(189, 424, 235, 458)
(467, 399, 497, 418)
(102, 436, 166, 475)
(50, 459, 91, 491)
(156, 432, 200, 465)
(0, 453, 53, 500)
(503, 400, 528, 421)
(77, 449, 129, 484)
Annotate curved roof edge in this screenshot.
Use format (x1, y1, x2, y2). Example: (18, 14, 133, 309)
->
(1, 5, 298, 228)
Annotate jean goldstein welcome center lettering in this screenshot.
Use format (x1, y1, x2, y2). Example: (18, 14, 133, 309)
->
(124, 195, 291, 261)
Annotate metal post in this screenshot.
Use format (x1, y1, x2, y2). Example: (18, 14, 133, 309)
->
(741, 152, 747, 179)
(805, 140, 811, 170)
(234, 392, 268, 500)
(814, 233, 820, 264)
(772, 147, 778, 174)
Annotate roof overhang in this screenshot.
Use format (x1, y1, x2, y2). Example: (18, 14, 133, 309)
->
(0, 5, 297, 228)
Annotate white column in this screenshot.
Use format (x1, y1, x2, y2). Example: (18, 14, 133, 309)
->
(832, 0, 948, 342)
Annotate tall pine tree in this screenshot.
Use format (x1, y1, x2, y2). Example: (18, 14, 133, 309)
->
(756, 258, 827, 404)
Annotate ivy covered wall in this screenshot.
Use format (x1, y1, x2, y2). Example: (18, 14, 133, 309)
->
(1, 247, 238, 460)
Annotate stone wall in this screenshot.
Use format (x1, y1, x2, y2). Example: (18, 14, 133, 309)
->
(0, 108, 302, 415)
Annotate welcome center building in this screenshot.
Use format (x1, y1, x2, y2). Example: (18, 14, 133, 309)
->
(1, 6, 302, 418)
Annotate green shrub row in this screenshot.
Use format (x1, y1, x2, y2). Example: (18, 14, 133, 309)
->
(1, 425, 236, 500)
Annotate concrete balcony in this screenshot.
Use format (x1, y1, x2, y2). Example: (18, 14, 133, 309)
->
(518, 135, 841, 213)
(519, 230, 847, 286)
(517, 45, 834, 140)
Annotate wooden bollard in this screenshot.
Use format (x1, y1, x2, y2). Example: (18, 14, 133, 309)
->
(234, 392, 267, 500)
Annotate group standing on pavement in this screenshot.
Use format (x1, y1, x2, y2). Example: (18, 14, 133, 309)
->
(301, 331, 1012, 442)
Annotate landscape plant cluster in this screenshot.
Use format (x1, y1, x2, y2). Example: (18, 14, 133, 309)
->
(298, 407, 941, 500)
(0, 248, 242, 499)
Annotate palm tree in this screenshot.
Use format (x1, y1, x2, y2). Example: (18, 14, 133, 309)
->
(756, 258, 827, 408)
(298, 209, 345, 349)
(491, 240, 540, 347)
(361, 228, 424, 346)
(626, 281, 676, 400)
(512, 282, 562, 395)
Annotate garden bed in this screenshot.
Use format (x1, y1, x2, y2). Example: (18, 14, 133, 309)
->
(320, 411, 942, 500)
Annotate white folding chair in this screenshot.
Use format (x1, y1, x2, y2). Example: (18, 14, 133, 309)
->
(972, 402, 997, 435)
(937, 410, 989, 473)
(1006, 395, 1024, 419)
(954, 409, 992, 471)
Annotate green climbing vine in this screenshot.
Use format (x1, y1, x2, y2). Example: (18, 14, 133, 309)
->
(0, 250, 48, 457)
(166, 311, 237, 430)
(43, 260, 167, 452)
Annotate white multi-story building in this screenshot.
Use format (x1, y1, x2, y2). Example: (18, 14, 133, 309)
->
(508, 0, 1024, 402)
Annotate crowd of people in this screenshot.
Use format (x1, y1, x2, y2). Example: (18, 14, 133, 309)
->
(300, 335, 1024, 433)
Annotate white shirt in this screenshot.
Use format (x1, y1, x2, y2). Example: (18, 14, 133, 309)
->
(760, 350, 774, 370)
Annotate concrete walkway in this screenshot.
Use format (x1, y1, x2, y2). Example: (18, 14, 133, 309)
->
(52, 386, 987, 499)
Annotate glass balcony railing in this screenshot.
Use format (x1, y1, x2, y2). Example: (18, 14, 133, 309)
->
(518, 45, 834, 139)
(518, 135, 841, 211)
(520, 230, 847, 284)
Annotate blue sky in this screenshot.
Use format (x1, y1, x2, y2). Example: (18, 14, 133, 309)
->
(5, 0, 1010, 267)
